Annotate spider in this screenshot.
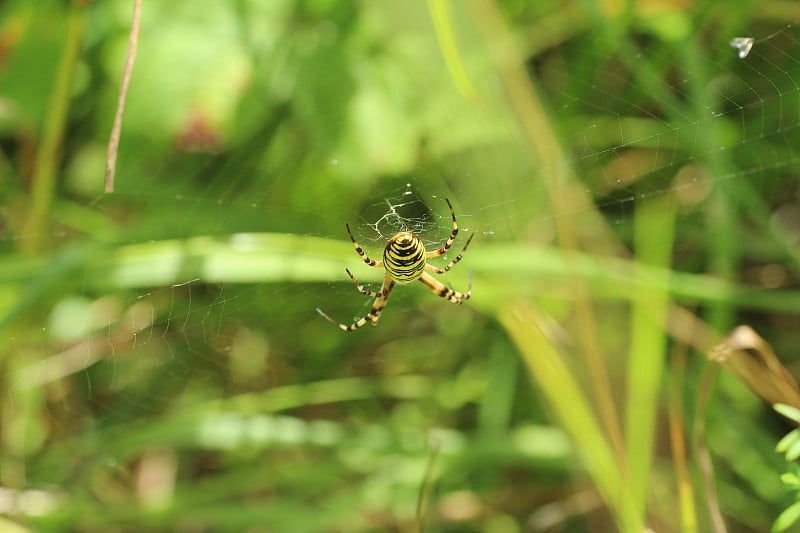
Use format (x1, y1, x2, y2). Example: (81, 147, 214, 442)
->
(316, 198, 474, 331)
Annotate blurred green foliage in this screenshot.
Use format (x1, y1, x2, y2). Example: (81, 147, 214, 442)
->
(1, 0, 800, 531)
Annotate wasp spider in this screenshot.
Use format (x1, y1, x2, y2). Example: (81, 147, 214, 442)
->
(317, 198, 474, 331)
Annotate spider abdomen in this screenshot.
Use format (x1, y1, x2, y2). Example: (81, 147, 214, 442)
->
(383, 231, 426, 283)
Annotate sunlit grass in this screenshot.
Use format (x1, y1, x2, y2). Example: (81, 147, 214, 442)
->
(2, 0, 799, 531)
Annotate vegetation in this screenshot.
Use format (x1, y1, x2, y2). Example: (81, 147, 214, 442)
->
(1, 1, 799, 531)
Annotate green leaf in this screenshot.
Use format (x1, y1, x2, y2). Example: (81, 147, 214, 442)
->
(779, 472, 800, 488)
(776, 404, 800, 423)
(777, 429, 800, 454)
(788, 438, 800, 463)
(773, 500, 800, 532)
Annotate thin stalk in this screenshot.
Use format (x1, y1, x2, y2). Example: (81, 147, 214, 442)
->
(668, 344, 699, 532)
(500, 302, 642, 532)
(625, 192, 676, 519)
(472, 0, 626, 470)
(22, 3, 86, 255)
(426, 0, 476, 101)
(105, 0, 141, 193)
(682, 35, 738, 332)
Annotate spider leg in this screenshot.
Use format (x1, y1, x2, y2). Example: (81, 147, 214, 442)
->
(347, 223, 383, 268)
(317, 278, 395, 331)
(418, 271, 471, 304)
(346, 268, 382, 297)
(425, 197, 459, 259)
(425, 232, 475, 274)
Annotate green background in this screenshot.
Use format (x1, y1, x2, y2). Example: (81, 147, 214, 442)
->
(2, 0, 799, 531)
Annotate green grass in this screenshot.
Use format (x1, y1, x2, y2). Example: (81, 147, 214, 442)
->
(2, 1, 799, 531)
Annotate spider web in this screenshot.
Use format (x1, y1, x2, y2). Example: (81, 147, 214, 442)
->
(3, 3, 800, 528)
(349, 184, 454, 243)
(9, 15, 800, 435)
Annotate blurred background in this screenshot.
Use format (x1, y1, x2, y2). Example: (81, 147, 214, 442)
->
(2, 0, 800, 531)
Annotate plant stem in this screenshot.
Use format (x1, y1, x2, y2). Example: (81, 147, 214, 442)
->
(22, 2, 86, 255)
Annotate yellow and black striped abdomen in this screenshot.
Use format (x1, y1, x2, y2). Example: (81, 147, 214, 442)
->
(383, 231, 426, 283)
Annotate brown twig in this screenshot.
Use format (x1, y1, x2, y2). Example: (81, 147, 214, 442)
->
(104, 0, 141, 193)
